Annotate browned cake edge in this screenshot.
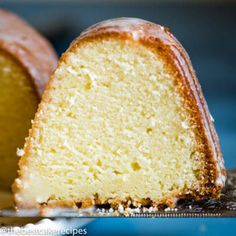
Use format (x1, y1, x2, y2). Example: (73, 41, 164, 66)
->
(14, 18, 226, 209)
(0, 9, 57, 97)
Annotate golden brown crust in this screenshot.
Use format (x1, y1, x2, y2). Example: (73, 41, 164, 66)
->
(14, 17, 226, 209)
(0, 9, 57, 96)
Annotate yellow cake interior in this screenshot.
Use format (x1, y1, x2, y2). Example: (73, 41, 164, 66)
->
(0, 50, 38, 189)
(16, 38, 205, 207)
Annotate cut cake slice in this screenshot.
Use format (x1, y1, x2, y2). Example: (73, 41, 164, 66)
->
(13, 18, 226, 209)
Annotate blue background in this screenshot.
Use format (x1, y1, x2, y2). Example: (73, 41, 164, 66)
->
(1, 1, 235, 235)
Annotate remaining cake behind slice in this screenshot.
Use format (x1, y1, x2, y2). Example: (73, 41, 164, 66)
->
(0, 9, 57, 189)
(14, 18, 226, 209)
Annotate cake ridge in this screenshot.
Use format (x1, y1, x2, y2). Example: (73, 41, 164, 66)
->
(0, 9, 57, 96)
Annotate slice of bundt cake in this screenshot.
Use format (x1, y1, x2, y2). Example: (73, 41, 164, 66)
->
(14, 18, 226, 209)
(0, 9, 57, 189)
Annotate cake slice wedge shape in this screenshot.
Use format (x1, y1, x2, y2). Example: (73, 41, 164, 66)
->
(13, 18, 226, 209)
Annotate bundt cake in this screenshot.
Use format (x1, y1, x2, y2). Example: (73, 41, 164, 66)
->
(14, 18, 226, 209)
(0, 9, 57, 189)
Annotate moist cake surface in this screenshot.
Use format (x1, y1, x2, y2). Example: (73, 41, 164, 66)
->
(14, 18, 226, 208)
